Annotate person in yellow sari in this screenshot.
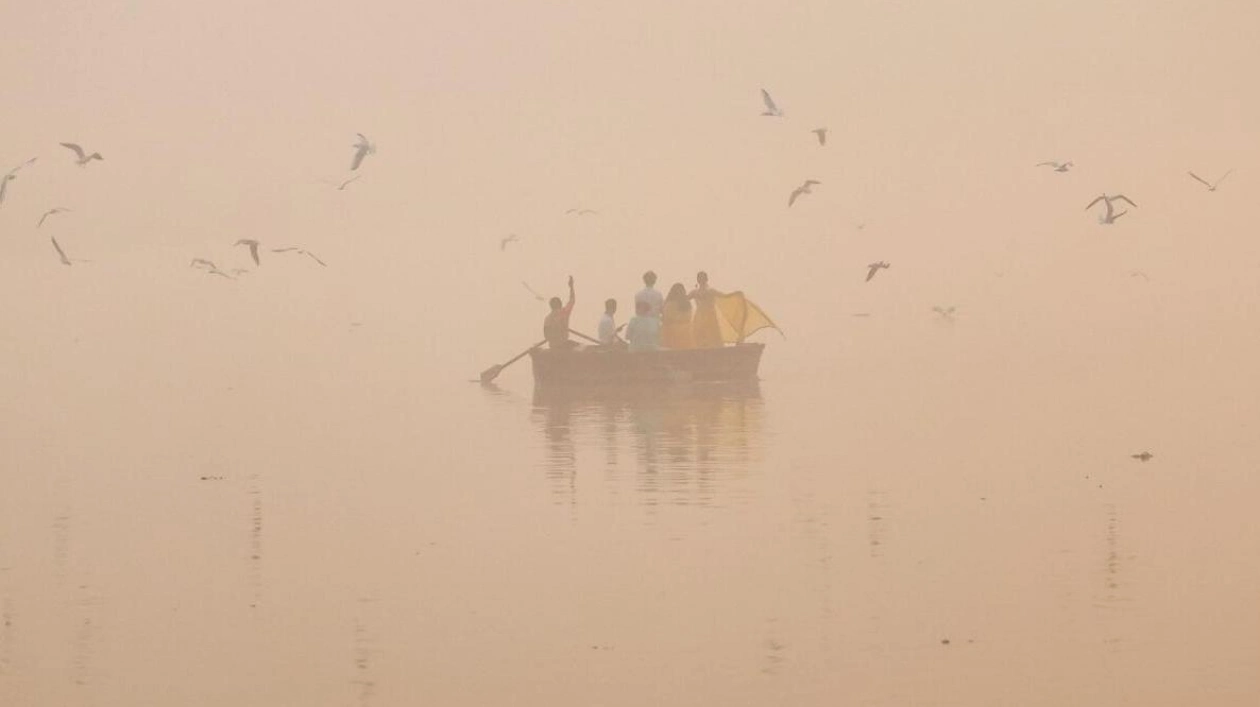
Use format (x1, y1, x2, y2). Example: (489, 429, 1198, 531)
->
(689, 271, 726, 348)
(661, 283, 694, 349)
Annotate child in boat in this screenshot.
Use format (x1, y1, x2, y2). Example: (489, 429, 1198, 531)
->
(625, 300, 661, 352)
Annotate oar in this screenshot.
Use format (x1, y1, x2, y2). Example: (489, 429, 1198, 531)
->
(568, 325, 625, 346)
(479, 339, 546, 384)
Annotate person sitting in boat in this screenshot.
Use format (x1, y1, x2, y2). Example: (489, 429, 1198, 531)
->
(635, 270, 664, 318)
(661, 283, 694, 349)
(690, 271, 725, 348)
(624, 299, 661, 352)
(543, 275, 577, 349)
(597, 298, 624, 346)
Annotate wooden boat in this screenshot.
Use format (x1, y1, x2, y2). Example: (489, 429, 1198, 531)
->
(529, 343, 765, 386)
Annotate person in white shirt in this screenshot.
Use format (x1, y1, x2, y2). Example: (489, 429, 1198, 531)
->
(625, 300, 661, 352)
(634, 270, 664, 318)
(597, 298, 623, 345)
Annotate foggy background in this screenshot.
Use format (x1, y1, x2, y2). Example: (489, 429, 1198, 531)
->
(2, 1, 1258, 705)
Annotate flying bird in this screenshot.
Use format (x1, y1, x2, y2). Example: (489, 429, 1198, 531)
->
(760, 88, 783, 117)
(865, 261, 890, 282)
(788, 179, 821, 207)
(270, 247, 326, 266)
(811, 128, 828, 146)
(565, 208, 598, 216)
(1036, 161, 1073, 172)
(190, 258, 234, 278)
(50, 237, 73, 266)
(350, 134, 375, 171)
(1187, 169, 1232, 192)
(499, 234, 519, 251)
(60, 142, 103, 166)
(1129, 270, 1150, 281)
(0, 157, 37, 207)
(1085, 194, 1137, 224)
(1131, 451, 1153, 462)
(932, 306, 957, 319)
(326, 175, 360, 190)
(235, 239, 261, 265)
(521, 281, 545, 302)
(37, 207, 71, 228)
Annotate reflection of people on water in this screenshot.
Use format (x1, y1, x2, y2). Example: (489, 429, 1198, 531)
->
(625, 300, 661, 352)
(689, 271, 725, 348)
(543, 275, 576, 349)
(531, 382, 764, 506)
(662, 283, 694, 349)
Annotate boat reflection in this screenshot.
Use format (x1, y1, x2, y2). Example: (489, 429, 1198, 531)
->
(530, 381, 766, 507)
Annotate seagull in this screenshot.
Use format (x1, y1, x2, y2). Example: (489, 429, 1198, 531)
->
(760, 88, 783, 117)
(270, 247, 326, 266)
(60, 142, 103, 166)
(50, 237, 73, 266)
(326, 175, 360, 190)
(37, 207, 71, 228)
(865, 261, 890, 282)
(788, 179, 821, 207)
(234, 239, 261, 265)
(932, 306, 957, 319)
(565, 208, 598, 216)
(1085, 194, 1137, 224)
(1187, 169, 1232, 192)
(190, 258, 234, 278)
(522, 281, 545, 302)
(499, 234, 519, 251)
(1129, 270, 1150, 281)
(1036, 161, 1073, 172)
(811, 128, 828, 146)
(350, 134, 375, 171)
(1130, 451, 1153, 462)
(0, 157, 37, 207)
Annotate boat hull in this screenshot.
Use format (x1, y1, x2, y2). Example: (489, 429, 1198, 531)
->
(529, 343, 764, 386)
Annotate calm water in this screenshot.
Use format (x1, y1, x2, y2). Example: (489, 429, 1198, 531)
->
(2, 269, 1259, 707)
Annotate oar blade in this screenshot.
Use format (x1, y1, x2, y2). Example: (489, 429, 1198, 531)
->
(479, 364, 504, 383)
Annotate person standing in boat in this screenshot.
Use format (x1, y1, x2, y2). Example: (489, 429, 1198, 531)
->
(690, 271, 725, 348)
(661, 283, 694, 349)
(625, 300, 661, 352)
(635, 270, 664, 318)
(543, 276, 577, 349)
(597, 298, 624, 346)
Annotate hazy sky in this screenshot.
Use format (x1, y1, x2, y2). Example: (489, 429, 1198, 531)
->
(3, 0, 1258, 366)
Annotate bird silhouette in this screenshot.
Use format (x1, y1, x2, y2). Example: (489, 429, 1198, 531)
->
(350, 134, 375, 171)
(788, 180, 821, 207)
(1187, 169, 1232, 192)
(522, 281, 545, 302)
(270, 247, 326, 266)
(499, 234, 519, 251)
(1036, 161, 1073, 172)
(235, 239, 261, 265)
(60, 142, 103, 166)
(1085, 194, 1137, 224)
(50, 237, 73, 266)
(932, 306, 957, 319)
(811, 128, 828, 146)
(190, 258, 234, 278)
(565, 208, 598, 216)
(1131, 451, 1153, 462)
(865, 261, 890, 282)
(325, 175, 360, 190)
(37, 207, 71, 228)
(0, 157, 37, 207)
(760, 89, 783, 117)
